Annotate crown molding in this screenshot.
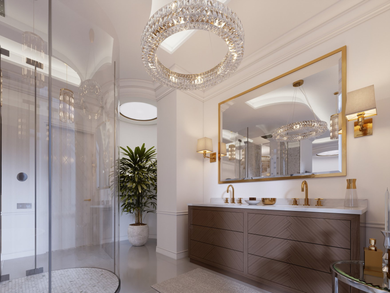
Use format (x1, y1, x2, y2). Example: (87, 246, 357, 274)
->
(202, 0, 390, 101)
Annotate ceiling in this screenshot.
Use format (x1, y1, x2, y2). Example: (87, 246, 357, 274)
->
(94, 0, 347, 85)
(0, 0, 368, 95)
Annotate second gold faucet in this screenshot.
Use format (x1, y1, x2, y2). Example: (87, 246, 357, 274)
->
(227, 184, 235, 204)
(301, 180, 310, 206)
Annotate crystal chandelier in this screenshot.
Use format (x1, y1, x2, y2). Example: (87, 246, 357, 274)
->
(22, 0, 45, 88)
(59, 64, 74, 123)
(79, 79, 103, 120)
(141, 0, 245, 90)
(227, 144, 236, 160)
(59, 88, 75, 123)
(22, 32, 45, 88)
(272, 80, 328, 142)
(329, 113, 339, 139)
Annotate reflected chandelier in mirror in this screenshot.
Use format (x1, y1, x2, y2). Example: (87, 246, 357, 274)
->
(218, 47, 347, 183)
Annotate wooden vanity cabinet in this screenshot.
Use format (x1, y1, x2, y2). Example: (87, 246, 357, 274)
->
(188, 206, 362, 293)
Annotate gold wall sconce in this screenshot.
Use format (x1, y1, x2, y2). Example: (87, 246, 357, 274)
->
(220, 143, 227, 159)
(346, 85, 377, 138)
(197, 137, 216, 163)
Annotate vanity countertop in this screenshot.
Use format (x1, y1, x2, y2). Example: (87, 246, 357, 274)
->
(188, 198, 367, 215)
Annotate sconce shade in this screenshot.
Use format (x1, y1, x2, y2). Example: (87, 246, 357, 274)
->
(346, 85, 377, 121)
(197, 137, 213, 153)
(220, 143, 227, 156)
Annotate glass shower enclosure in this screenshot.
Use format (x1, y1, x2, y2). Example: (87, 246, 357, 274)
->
(0, 0, 120, 292)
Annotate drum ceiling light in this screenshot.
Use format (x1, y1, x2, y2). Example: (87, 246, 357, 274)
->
(141, 0, 245, 90)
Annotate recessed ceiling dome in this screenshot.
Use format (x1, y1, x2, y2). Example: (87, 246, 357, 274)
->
(120, 102, 157, 121)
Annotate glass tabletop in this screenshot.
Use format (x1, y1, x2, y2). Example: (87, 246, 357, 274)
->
(332, 260, 390, 291)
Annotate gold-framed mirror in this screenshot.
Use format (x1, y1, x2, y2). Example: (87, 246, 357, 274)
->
(218, 46, 347, 183)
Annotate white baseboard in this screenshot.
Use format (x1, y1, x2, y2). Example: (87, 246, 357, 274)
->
(156, 246, 188, 260)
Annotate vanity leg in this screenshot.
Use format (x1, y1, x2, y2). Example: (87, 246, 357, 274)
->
(332, 271, 339, 293)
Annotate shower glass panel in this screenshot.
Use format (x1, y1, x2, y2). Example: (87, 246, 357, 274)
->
(0, 0, 50, 284)
(0, 0, 120, 292)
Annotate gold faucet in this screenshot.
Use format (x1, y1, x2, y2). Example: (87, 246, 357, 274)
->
(227, 185, 235, 204)
(301, 180, 309, 206)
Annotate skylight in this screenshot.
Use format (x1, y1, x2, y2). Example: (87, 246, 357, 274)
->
(120, 102, 157, 121)
(154, 0, 230, 54)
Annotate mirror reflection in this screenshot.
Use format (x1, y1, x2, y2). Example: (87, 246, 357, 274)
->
(219, 48, 346, 183)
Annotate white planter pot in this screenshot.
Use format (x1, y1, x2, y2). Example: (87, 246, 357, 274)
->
(127, 224, 149, 246)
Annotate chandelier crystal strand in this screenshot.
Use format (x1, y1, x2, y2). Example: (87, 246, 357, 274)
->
(141, 0, 245, 90)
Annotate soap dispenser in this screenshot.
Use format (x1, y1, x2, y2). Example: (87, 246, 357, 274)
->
(364, 238, 383, 277)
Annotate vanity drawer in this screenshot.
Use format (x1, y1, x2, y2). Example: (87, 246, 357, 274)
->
(248, 213, 350, 248)
(191, 225, 244, 252)
(248, 254, 349, 293)
(248, 234, 350, 273)
(190, 240, 244, 272)
(191, 208, 244, 232)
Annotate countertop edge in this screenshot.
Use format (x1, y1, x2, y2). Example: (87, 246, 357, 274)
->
(187, 204, 367, 215)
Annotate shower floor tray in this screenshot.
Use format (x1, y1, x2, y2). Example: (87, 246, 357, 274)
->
(0, 267, 120, 293)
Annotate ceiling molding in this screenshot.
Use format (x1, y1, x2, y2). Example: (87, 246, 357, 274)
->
(202, 0, 390, 101)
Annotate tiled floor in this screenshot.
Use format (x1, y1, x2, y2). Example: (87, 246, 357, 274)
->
(120, 239, 269, 293)
(0, 268, 119, 293)
(0, 239, 268, 293)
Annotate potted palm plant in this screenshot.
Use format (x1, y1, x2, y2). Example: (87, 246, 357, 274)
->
(119, 143, 157, 246)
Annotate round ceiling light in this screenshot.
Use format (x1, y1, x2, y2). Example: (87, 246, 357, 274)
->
(141, 0, 245, 90)
(120, 102, 157, 121)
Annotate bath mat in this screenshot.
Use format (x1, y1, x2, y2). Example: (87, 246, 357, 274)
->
(151, 268, 268, 293)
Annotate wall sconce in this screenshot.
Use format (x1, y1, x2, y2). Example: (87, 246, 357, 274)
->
(197, 137, 216, 163)
(220, 143, 227, 159)
(346, 85, 377, 138)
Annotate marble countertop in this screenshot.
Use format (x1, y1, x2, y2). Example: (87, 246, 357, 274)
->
(188, 198, 368, 215)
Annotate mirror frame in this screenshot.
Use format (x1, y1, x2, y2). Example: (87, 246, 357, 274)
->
(218, 46, 347, 184)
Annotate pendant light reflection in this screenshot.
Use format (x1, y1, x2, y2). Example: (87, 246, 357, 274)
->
(79, 29, 103, 120)
(59, 64, 74, 123)
(22, 32, 45, 88)
(330, 92, 342, 140)
(79, 79, 103, 120)
(22, 0, 46, 88)
(59, 88, 74, 123)
(272, 80, 328, 142)
(227, 144, 236, 161)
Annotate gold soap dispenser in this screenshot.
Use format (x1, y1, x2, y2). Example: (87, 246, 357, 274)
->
(364, 238, 383, 277)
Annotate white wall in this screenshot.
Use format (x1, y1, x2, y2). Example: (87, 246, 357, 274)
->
(119, 120, 158, 241)
(203, 9, 390, 251)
